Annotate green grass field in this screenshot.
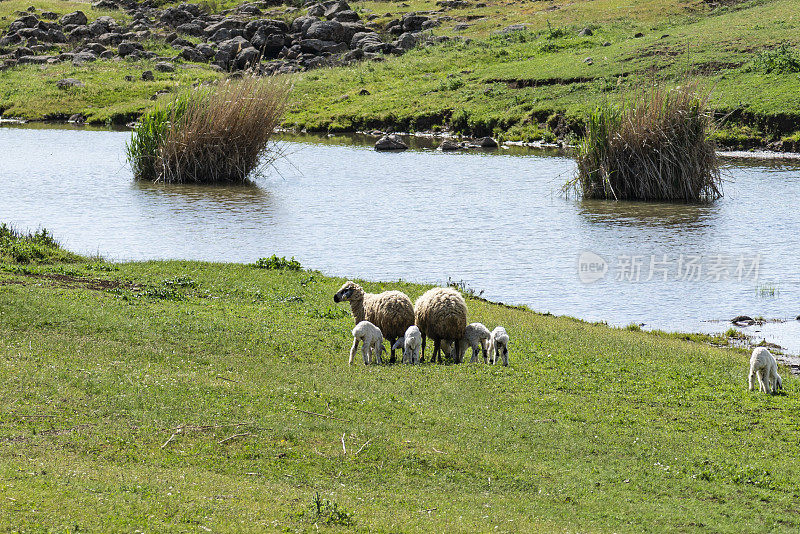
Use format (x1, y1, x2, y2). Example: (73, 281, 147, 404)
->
(2, 0, 800, 145)
(2, 231, 800, 531)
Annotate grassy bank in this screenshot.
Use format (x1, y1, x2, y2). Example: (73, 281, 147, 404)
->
(2, 234, 800, 531)
(2, 0, 800, 147)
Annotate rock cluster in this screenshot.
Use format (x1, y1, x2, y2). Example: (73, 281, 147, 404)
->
(0, 0, 451, 75)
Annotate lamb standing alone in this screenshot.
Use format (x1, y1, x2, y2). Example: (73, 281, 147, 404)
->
(748, 347, 782, 394)
(414, 287, 468, 363)
(334, 281, 415, 363)
(350, 320, 384, 365)
(487, 326, 510, 366)
(391, 325, 423, 364)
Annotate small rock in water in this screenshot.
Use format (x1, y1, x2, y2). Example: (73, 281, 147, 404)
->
(68, 113, 85, 124)
(731, 315, 755, 326)
(375, 134, 408, 151)
(473, 136, 498, 148)
(439, 139, 463, 151)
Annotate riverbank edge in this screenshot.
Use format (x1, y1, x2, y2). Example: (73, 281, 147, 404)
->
(0, 234, 782, 368)
(5, 118, 800, 160)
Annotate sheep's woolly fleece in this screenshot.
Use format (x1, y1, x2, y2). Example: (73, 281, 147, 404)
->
(333, 281, 415, 341)
(414, 287, 468, 342)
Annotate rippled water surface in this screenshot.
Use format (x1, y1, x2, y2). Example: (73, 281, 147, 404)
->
(3, 125, 800, 351)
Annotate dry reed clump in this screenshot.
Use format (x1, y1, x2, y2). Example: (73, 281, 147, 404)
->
(127, 76, 289, 184)
(569, 85, 721, 203)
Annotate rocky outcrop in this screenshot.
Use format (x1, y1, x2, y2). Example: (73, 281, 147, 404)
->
(0, 1, 447, 77)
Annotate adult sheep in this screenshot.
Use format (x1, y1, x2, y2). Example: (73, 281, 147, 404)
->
(414, 287, 467, 363)
(334, 280, 414, 363)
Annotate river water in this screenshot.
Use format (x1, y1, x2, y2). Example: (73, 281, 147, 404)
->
(2, 124, 800, 353)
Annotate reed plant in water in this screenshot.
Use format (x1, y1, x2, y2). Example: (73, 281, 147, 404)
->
(568, 84, 721, 202)
(127, 77, 289, 184)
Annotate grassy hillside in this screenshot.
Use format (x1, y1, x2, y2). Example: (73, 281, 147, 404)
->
(1, 0, 800, 146)
(2, 234, 800, 531)
(285, 0, 800, 145)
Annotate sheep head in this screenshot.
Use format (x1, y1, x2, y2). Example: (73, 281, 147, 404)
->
(333, 281, 364, 303)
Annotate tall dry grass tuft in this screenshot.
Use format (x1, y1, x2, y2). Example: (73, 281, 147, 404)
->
(128, 76, 290, 184)
(569, 84, 721, 202)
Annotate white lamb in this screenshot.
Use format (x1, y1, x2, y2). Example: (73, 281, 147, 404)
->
(350, 320, 384, 365)
(449, 322, 491, 363)
(391, 325, 423, 364)
(748, 347, 782, 394)
(487, 326, 510, 366)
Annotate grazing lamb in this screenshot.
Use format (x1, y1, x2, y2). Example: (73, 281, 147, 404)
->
(459, 322, 492, 363)
(487, 326, 510, 366)
(748, 347, 782, 394)
(334, 281, 415, 363)
(414, 287, 467, 363)
(391, 325, 423, 364)
(350, 321, 384, 365)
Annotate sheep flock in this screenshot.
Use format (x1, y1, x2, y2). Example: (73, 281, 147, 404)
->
(334, 281, 509, 367)
(333, 281, 791, 395)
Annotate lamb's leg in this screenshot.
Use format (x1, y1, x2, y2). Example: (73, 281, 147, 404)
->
(748, 367, 756, 391)
(362, 342, 371, 365)
(350, 339, 360, 365)
(374, 341, 383, 365)
(412, 347, 419, 364)
(759, 371, 770, 394)
(501, 349, 509, 367)
(470, 345, 478, 363)
(389, 337, 397, 364)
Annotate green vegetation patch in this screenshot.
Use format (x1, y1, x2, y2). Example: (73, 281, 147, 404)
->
(0, 223, 81, 264)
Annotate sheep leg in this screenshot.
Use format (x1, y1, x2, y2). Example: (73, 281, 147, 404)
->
(420, 335, 426, 363)
(501, 349, 509, 367)
(362, 342, 371, 365)
(350, 339, 360, 365)
(758, 370, 770, 394)
(389, 337, 397, 364)
(432, 339, 441, 364)
(748, 367, 756, 391)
